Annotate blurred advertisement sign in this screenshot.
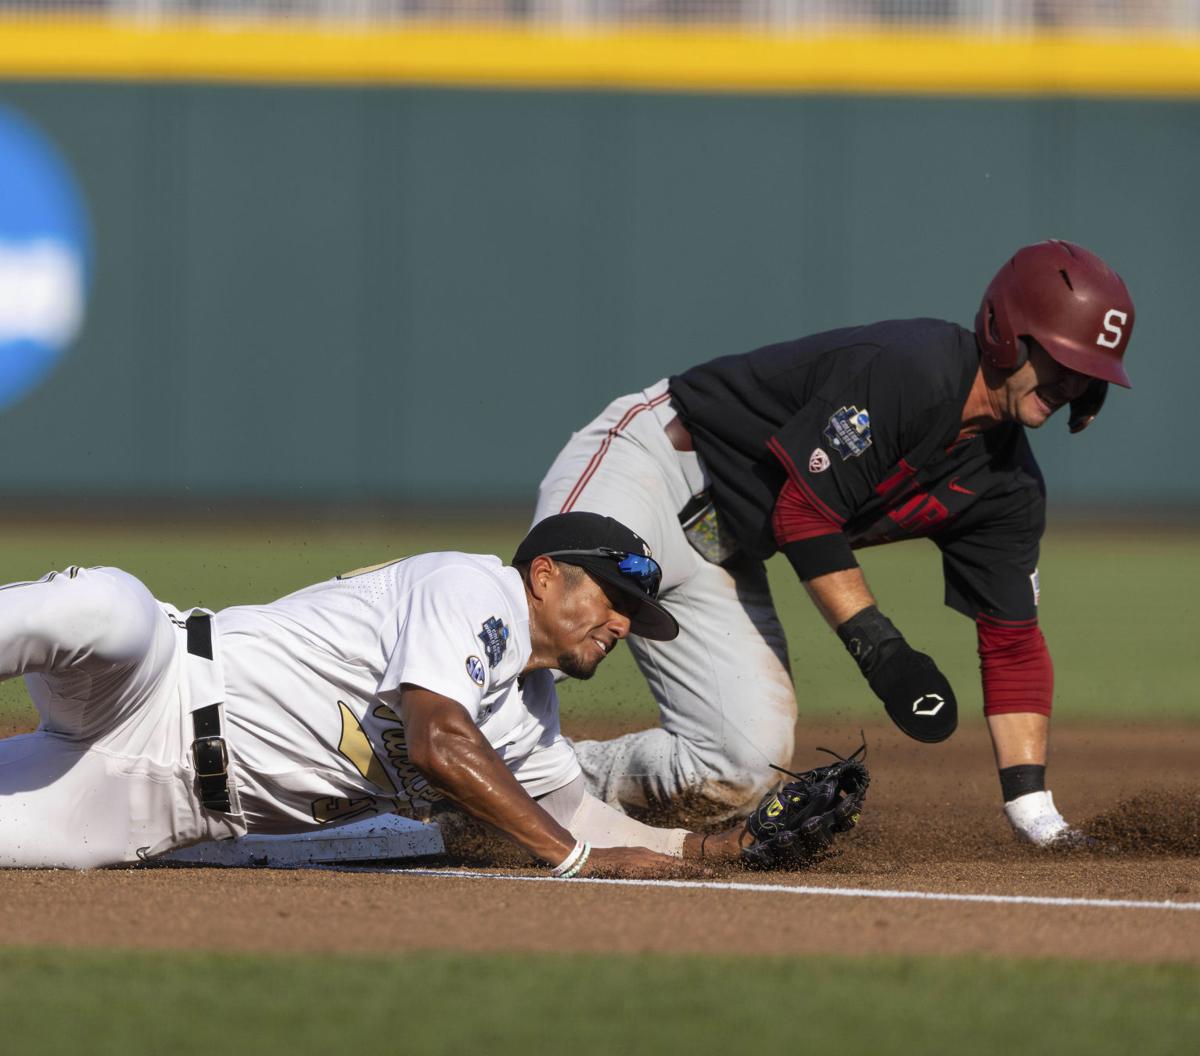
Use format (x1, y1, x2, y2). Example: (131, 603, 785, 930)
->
(0, 105, 90, 412)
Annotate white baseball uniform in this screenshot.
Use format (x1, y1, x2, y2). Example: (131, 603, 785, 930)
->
(533, 378, 797, 822)
(0, 555, 687, 868)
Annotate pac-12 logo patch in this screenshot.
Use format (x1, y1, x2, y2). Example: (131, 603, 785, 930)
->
(808, 447, 831, 473)
(478, 616, 509, 667)
(1030, 568, 1040, 607)
(824, 406, 872, 460)
(465, 655, 485, 686)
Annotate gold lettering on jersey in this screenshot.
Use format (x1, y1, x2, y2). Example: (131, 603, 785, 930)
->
(311, 795, 382, 824)
(336, 558, 405, 580)
(337, 701, 398, 793)
(372, 703, 444, 805)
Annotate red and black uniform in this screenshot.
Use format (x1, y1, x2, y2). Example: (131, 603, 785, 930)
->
(669, 318, 1052, 717)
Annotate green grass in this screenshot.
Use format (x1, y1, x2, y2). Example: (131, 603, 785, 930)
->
(0, 518, 1196, 727)
(0, 946, 1197, 1056)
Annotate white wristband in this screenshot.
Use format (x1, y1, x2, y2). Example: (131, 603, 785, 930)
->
(558, 842, 590, 879)
(550, 840, 588, 878)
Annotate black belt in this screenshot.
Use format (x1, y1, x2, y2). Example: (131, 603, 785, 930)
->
(186, 614, 231, 813)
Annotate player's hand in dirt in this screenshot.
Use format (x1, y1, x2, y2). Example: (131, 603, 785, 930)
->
(580, 845, 704, 879)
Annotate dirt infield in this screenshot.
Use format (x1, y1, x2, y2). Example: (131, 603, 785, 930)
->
(1, 721, 1197, 962)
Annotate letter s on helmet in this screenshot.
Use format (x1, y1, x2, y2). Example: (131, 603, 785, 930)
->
(975, 239, 1134, 433)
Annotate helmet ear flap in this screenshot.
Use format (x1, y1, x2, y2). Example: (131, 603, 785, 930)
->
(979, 301, 1028, 372)
(1012, 337, 1029, 370)
(984, 301, 1000, 345)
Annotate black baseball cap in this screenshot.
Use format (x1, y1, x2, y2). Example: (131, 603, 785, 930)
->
(513, 512, 679, 642)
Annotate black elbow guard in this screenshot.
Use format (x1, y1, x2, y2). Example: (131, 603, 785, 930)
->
(836, 606, 958, 744)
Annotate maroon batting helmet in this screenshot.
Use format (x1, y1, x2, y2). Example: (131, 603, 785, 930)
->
(975, 240, 1134, 388)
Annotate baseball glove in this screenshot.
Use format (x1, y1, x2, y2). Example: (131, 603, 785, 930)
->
(740, 741, 869, 870)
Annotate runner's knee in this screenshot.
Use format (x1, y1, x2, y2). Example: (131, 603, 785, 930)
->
(41, 567, 160, 666)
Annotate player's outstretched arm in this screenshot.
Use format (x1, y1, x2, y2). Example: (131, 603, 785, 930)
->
(399, 685, 681, 876)
(552, 759, 870, 873)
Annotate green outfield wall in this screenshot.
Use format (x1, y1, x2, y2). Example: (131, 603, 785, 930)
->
(0, 77, 1196, 506)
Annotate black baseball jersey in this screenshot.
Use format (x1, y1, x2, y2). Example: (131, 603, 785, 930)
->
(669, 318, 1045, 623)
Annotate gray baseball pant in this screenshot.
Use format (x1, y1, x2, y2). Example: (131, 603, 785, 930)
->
(533, 379, 797, 824)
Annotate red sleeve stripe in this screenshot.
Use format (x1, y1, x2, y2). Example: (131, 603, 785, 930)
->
(977, 618, 1053, 717)
(772, 477, 843, 543)
(559, 392, 672, 513)
(766, 436, 846, 527)
(977, 613, 1039, 628)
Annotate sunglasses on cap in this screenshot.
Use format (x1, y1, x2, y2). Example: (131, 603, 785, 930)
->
(543, 548, 663, 599)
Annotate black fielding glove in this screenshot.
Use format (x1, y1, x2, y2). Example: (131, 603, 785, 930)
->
(741, 744, 870, 870)
(836, 606, 957, 743)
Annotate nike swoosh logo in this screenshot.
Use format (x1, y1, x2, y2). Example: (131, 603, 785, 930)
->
(948, 477, 975, 495)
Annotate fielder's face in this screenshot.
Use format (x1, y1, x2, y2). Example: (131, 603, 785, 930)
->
(543, 565, 633, 681)
(1002, 341, 1091, 429)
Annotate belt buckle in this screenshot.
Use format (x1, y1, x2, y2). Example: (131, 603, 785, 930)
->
(192, 735, 228, 779)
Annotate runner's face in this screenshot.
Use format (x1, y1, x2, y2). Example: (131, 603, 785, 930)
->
(1002, 342, 1092, 428)
(545, 567, 633, 681)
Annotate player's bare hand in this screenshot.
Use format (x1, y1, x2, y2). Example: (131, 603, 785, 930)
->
(579, 845, 707, 879)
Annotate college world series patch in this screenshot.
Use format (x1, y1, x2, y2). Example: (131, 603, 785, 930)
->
(478, 616, 509, 667)
(824, 406, 873, 460)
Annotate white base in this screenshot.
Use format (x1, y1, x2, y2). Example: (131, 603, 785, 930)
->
(157, 814, 445, 867)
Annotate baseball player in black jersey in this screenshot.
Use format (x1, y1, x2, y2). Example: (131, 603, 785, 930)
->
(532, 240, 1134, 845)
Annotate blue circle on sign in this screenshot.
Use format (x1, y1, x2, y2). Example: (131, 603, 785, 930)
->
(0, 105, 91, 412)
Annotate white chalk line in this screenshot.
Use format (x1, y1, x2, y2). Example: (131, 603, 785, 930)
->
(337, 866, 1200, 913)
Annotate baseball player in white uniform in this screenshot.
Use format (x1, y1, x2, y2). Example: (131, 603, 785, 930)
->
(0, 513, 725, 874)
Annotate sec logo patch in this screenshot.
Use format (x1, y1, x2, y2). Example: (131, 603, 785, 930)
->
(465, 655, 485, 686)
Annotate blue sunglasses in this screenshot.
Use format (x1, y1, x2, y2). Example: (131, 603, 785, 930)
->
(545, 548, 663, 599)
